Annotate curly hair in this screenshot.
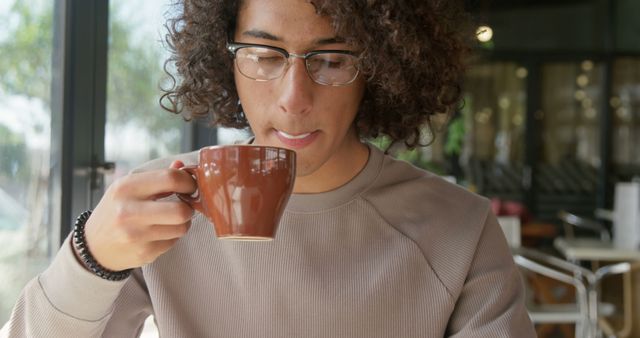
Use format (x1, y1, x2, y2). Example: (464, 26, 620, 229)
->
(161, 0, 473, 148)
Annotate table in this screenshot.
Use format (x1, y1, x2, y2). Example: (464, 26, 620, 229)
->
(554, 238, 640, 262)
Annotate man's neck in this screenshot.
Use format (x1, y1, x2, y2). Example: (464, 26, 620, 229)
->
(293, 140, 369, 194)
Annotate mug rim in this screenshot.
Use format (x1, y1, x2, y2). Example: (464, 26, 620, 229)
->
(198, 144, 294, 154)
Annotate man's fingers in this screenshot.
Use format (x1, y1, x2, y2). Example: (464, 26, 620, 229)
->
(157, 161, 187, 200)
(117, 200, 194, 225)
(114, 167, 197, 199)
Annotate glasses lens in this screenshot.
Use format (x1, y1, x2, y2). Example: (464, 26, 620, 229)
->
(307, 53, 359, 85)
(235, 47, 286, 81)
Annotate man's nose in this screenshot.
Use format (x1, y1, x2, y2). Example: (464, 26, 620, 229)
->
(276, 58, 313, 116)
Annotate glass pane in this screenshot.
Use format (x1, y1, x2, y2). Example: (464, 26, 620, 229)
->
(612, 58, 640, 180)
(105, 1, 186, 185)
(541, 61, 602, 166)
(462, 62, 527, 198)
(0, 0, 54, 323)
(538, 61, 603, 217)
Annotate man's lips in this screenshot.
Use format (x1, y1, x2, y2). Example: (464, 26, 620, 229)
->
(274, 129, 319, 149)
(277, 130, 313, 139)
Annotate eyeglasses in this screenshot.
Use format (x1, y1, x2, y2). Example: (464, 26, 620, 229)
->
(227, 42, 360, 86)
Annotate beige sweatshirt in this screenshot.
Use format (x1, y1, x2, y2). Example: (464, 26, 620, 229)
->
(3, 143, 536, 337)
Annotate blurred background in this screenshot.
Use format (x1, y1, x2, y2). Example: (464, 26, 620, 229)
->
(0, 0, 638, 337)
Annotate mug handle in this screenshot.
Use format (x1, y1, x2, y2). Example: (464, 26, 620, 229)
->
(177, 165, 204, 214)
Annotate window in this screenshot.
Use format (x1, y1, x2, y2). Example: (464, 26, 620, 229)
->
(0, 0, 54, 323)
(541, 61, 603, 167)
(105, 0, 186, 185)
(464, 62, 527, 165)
(537, 61, 604, 216)
(612, 58, 640, 180)
(462, 62, 527, 197)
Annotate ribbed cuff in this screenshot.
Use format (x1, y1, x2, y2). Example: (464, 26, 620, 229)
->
(39, 235, 129, 321)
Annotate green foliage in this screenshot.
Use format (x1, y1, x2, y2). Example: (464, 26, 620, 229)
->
(444, 116, 464, 156)
(107, 8, 182, 134)
(0, 1, 53, 103)
(105, 4, 183, 153)
(369, 135, 393, 151)
(0, 0, 183, 157)
(369, 135, 445, 175)
(0, 125, 29, 187)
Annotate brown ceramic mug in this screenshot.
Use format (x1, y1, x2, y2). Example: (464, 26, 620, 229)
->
(178, 145, 296, 241)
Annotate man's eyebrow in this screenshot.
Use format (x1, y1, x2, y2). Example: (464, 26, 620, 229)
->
(314, 37, 345, 45)
(242, 29, 281, 41)
(241, 29, 346, 46)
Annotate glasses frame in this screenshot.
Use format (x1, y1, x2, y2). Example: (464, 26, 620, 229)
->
(227, 42, 361, 86)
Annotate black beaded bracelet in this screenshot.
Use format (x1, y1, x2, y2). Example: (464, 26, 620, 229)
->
(73, 210, 132, 281)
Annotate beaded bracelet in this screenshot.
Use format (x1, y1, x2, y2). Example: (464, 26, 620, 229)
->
(72, 210, 132, 281)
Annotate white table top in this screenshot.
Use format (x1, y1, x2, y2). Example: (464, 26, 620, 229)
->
(554, 237, 640, 261)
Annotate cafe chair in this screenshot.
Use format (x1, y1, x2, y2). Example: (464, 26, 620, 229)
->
(498, 216, 580, 336)
(514, 247, 638, 338)
(513, 248, 590, 338)
(558, 210, 611, 242)
(556, 210, 640, 337)
(499, 215, 637, 337)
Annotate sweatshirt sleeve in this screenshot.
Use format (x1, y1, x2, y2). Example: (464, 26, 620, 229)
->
(446, 211, 536, 338)
(2, 236, 153, 338)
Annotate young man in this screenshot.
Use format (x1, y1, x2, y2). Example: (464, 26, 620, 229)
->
(5, 0, 536, 336)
